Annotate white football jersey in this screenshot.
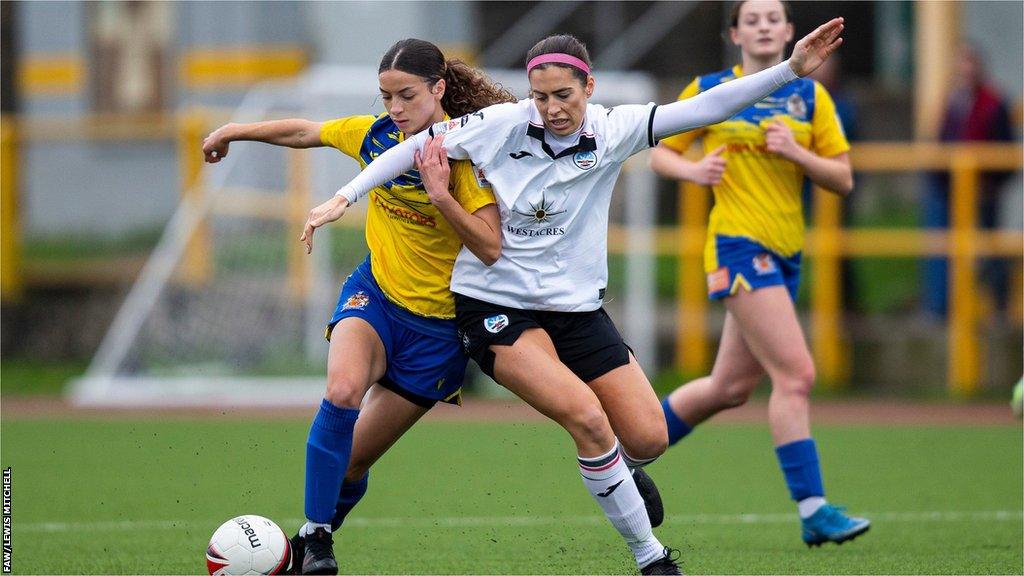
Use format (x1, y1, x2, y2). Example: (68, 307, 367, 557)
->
(430, 99, 657, 312)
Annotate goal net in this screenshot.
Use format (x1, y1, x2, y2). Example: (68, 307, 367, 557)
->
(70, 65, 659, 407)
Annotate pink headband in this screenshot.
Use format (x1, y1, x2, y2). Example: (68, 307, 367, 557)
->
(526, 53, 591, 75)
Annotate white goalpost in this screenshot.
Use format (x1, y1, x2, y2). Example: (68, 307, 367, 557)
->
(70, 65, 659, 407)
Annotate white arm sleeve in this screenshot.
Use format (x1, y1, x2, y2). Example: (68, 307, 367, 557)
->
(651, 60, 799, 140)
(335, 131, 429, 203)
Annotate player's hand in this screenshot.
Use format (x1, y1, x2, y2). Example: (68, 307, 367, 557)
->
(300, 195, 349, 254)
(414, 135, 453, 206)
(693, 145, 727, 185)
(789, 17, 844, 77)
(765, 121, 801, 161)
(202, 124, 233, 163)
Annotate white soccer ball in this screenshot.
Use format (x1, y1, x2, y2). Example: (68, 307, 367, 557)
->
(206, 515, 292, 575)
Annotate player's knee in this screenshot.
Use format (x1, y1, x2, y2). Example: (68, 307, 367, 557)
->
(720, 377, 758, 408)
(565, 403, 613, 447)
(621, 424, 668, 460)
(324, 373, 367, 408)
(780, 360, 816, 397)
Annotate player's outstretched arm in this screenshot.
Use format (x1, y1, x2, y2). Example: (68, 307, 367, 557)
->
(334, 131, 429, 204)
(299, 195, 349, 254)
(651, 17, 844, 141)
(202, 119, 324, 163)
(788, 17, 845, 77)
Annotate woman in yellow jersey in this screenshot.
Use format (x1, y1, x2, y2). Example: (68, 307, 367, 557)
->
(202, 39, 514, 574)
(652, 1, 869, 548)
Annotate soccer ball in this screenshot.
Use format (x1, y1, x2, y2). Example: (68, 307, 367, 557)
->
(206, 515, 292, 575)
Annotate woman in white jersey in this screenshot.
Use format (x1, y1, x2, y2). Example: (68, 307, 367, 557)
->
(301, 20, 844, 575)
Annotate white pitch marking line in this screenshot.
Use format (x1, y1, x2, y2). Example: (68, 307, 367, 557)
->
(16, 510, 1023, 533)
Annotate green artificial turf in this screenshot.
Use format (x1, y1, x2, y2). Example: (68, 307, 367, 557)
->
(1, 419, 1020, 574)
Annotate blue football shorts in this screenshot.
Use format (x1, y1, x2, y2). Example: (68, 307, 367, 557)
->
(706, 235, 802, 302)
(326, 257, 467, 407)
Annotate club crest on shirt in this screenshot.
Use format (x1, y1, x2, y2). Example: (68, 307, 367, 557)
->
(785, 93, 808, 121)
(342, 291, 370, 311)
(753, 253, 777, 275)
(484, 314, 509, 334)
(573, 150, 597, 170)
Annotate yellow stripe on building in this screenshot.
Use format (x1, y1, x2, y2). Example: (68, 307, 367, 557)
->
(18, 54, 85, 96)
(181, 45, 307, 89)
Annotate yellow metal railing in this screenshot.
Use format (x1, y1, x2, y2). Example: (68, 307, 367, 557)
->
(672, 142, 1024, 395)
(4, 112, 1021, 395)
(176, 110, 211, 286)
(3, 110, 313, 299)
(173, 111, 314, 303)
(1, 115, 23, 301)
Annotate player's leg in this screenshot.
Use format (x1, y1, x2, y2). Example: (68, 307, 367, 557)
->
(586, 355, 668, 528)
(662, 312, 766, 445)
(330, 312, 467, 528)
(588, 355, 666, 465)
(335, 383, 430, 528)
(492, 328, 613, 455)
(291, 385, 424, 570)
(489, 329, 678, 573)
(725, 285, 869, 546)
(301, 317, 386, 575)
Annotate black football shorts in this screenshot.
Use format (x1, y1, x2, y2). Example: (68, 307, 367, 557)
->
(453, 293, 631, 383)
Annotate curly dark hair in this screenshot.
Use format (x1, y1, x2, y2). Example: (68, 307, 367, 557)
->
(379, 39, 516, 118)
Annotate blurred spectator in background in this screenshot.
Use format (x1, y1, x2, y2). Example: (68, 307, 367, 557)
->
(809, 55, 860, 311)
(922, 42, 1014, 317)
(92, 1, 170, 113)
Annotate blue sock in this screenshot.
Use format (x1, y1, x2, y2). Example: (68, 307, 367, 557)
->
(304, 399, 359, 524)
(774, 438, 825, 501)
(662, 396, 693, 446)
(331, 473, 369, 531)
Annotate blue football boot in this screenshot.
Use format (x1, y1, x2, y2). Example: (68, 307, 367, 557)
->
(801, 504, 870, 547)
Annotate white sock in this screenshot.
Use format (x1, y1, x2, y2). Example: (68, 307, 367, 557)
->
(300, 521, 331, 537)
(578, 443, 664, 568)
(798, 496, 827, 519)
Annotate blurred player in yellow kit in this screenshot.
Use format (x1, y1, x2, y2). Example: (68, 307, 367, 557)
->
(652, 0, 870, 548)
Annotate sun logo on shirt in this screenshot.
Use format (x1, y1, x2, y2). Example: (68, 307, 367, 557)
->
(513, 194, 566, 224)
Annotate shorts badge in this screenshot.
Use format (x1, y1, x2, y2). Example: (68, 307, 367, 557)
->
(753, 253, 777, 275)
(342, 291, 370, 311)
(707, 267, 729, 293)
(484, 314, 509, 334)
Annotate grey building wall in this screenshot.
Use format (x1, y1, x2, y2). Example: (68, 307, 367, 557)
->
(307, 1, 476, 66)
(21, 1, 87, 116)
(18, 1, 312, 237)
(963, 1, 1024, 102)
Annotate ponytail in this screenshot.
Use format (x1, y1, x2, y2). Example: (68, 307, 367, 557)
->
(441, 59, 517, 118)
(380, 39, 516, 119)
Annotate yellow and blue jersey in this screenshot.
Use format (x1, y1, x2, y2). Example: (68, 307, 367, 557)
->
(320, 114, 495, 319)
(661, 65, 849, 266)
